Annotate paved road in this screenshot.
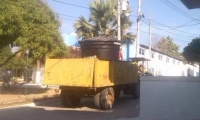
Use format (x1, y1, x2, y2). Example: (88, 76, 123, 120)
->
(0, 95, 139, 120)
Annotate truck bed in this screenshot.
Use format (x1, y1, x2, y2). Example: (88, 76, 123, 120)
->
(43, 58, 138, 87)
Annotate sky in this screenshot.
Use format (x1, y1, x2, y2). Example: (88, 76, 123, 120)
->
(46, 0, 200, 52)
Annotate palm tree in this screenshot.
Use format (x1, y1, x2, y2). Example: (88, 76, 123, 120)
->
(74, 0, 135, 44)
(74, 16, 97, 39)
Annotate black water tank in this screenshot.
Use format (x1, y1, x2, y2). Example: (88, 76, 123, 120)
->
(78, 36, 121, 60)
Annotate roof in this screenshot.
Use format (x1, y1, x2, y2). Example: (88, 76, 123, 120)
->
(180, 0, 200, 9)
(140, 44, 185, 61)
(129, 57, 150, 62)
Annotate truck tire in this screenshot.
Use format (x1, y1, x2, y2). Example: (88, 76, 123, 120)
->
(60, 90, 81, 107)
(100, 87, 114, 110)
(94, 92, 101, 109)
(132, 83, 140, 99)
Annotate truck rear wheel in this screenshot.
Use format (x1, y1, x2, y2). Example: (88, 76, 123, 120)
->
(132, 83, 140, 99)
(100, 87, 114, 110)
(94, 92, 101, 109)
(60, 90, 81, 107)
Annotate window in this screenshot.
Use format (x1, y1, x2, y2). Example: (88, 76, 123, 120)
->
(151, 52, 154, 58)
(158, 55, 162, 61)
(166, 58, 169, 63)
(139, 48, 145, 55)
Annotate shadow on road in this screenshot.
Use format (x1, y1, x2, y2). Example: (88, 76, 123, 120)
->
(34, 94, 139, 109)
(0, 94, 139, 120)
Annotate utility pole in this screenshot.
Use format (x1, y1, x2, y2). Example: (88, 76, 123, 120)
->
(136, 0, 141, 57)
(118, 0, 121, 41)
(149, 11, 151, 58)
(148, 11, 152, 72)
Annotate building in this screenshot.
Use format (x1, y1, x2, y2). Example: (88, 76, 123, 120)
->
(68, 46, 81, 58)
(122, 44, 199, 76)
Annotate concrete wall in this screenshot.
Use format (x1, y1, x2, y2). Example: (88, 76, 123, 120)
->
(140, 76, 200, 120)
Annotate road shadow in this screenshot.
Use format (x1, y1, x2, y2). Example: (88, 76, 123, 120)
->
(0, 91, 139, 120)
(0, 94, 139, 120)
(33, 93, 139, 118)
(0, 104, 139, 120)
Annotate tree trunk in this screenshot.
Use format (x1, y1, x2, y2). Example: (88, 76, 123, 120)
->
(37, 59, 40, 71)
(35, 59, 41, 84)
(126, 42, 129, 60)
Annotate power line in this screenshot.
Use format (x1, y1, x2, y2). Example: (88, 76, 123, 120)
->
(171, 20, 200, 29)
(132, 28, 190, 43)
(160, 0, 199, 23)
(151, 18, 200, 29)
(50, 1, 198, 40)
(141, 20, 195, 40)
(59, 17, 76, 21)
(142, 19, 199, 37)
(179, 23, 200, 27)
(51, 0, 200, 28)
(51, 0, 89, 9)
(143, 21, 199, 37)
(57, 13, 79, 19)
(57, 12, 198, 39)
(130, 14, 197, 37)
(131, 14, 200, 28)
(165, 0, 200, 23)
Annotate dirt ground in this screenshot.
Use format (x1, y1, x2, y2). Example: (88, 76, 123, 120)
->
(0, 83, 60, 108)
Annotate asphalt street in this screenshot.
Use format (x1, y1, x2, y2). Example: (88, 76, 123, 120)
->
(0, 95, 139, 120)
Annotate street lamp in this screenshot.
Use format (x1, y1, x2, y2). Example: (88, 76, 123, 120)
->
(25, 49, 29, 96)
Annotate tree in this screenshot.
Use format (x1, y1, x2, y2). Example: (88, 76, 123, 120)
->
(182, 37, 200, 76)
(151, 35, 161, 49)
(0, 47, 26, 70)
(0, 0, 22, 49)
(74, 0, 135, 43)
(155, 36, 180, 56)
(0, 0, 68, 69)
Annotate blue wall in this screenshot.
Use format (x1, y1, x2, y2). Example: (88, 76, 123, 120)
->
(121, 42, 136, 61)
(62, 33, 79, 46)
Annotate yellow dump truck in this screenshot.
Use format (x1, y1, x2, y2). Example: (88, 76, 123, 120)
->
(43, 57, 139, 110)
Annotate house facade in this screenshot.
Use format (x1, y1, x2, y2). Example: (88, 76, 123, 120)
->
(122, 44, 199, 76)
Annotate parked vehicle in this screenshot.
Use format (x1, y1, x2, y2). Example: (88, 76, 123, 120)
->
(43, 37, 140, 110)
(43, 57, 139, 110)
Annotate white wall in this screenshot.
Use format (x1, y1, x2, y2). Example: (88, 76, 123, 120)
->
(140, 76, 200, 120)
(122, 44, 199, 76)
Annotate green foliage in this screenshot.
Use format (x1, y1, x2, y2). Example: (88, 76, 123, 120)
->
(74, 0, 135, 44)
(0, 0, 23, 48)
(0, 46, 26, 69)
(183, 37, 200, 63)
(156, 36, 180, 56)
(0, 0, 68, 66)
(0, 46, 12, 66)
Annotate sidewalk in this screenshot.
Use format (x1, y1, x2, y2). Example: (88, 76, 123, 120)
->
(0, 83, 59, 108)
